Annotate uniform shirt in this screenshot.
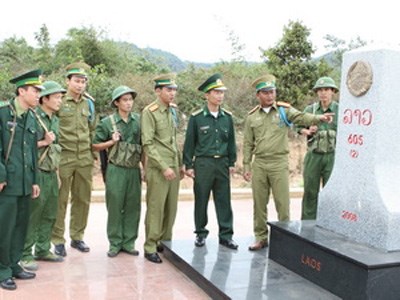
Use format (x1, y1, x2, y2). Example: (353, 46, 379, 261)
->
(243, 102, 321, 173)
(141, 99, 181, 171)
(57, 93, 96, 161)
(0, 99, 38, 196)
(296, 101, 339, 150)
(183, 105, 237, 169)
(93, 112, 141, 145)
(35, 105, 59, 160)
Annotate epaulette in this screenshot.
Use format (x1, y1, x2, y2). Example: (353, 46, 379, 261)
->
(276, 101, 291, 108)
(222, 108, 232, 115)
(248, 105, 260, 115)
(0, 100, 10, 108)
(83, 91, 95, 102)
(149, 103, 159, 112)
(191, 108, 204, 116)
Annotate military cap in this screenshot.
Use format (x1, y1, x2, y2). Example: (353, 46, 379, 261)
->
(65, 62, 91, 78)
(111, 85, 137, 107)
(198, 73, 227, 93)
(40, 81, 66, 98)
(153, 73, 178, 89)
(251, 74, 276, 92)
(313, 76, 338, 92)
(9, 69, 44, 90)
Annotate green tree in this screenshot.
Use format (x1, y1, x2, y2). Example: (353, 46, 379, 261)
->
(261, 20, 331, 109)
(34, 24, 54, 74)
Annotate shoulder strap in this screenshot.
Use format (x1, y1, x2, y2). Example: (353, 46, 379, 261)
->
(5, 105, 17, 164)
(86, 98, 95, 122)
(278, 106, 292, 127)
(110, 114, 118, 133)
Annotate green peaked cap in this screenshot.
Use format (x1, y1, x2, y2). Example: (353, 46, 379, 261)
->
(10, 69, 44, 90)
(198, 73, 227, 93)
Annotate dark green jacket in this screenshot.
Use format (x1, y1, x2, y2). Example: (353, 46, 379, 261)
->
(0, 99, 38, 196)
(183, 105, 237, 169)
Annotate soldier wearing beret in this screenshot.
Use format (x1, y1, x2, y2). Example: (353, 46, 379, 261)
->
(0, 69, 42, 290)
(92, 86, 142, 258)
(183, 73, 238, 250)
(297, 77, 339, 220)
(243, 75, 334, 251)
(20, 81, 65, 272)
(52, 62, 97, 257)
(141, 74, 184, 263)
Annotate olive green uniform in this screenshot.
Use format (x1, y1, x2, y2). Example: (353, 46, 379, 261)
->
(52, 93, 96, 245)
(93, 112, 142, 253)
(0, 99, 38, 281)
(183, 106, 236, 240)
(297, 101, 338, 220)
(141, 99, 181, 254)
(243, 102, 322, 242)
(22, 106, 61, 260)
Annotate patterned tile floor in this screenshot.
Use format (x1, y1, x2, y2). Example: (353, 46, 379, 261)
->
(0, 195, 303, 299)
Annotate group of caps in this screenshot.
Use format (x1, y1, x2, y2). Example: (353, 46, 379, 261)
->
(9, 63, 338, 105)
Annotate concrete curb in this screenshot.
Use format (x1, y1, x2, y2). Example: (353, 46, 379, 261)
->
(90, 188, 304, 202)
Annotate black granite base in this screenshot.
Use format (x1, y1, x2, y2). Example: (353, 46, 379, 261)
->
(162, 237, 339, 299)
(268, 221, 400, 300)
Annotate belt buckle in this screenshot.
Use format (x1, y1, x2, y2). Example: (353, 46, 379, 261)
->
(213, 155, 221, 158)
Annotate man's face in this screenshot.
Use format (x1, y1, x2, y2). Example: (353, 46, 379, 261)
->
(114, 93, 134, 113)
(66, 75, 87, 95)
(20, 85, 41, 108)
(316, 87, 335, 103)
(256, 89, 276, 107)
(43, 92, 63, 113)
(156, 86, 177, 105)
(205, 89, 224, 106)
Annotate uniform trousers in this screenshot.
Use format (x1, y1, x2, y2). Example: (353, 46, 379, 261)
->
(144, 166, 179, 254)
(251, 157, 290, 242)
(193, 157, 233, 240)
(301, 151, 334, 220)
(0, 194, 30, 280)
(52, 157, 93, 244)
(23, 171, 58, 259)
(105, 164, 141, 252)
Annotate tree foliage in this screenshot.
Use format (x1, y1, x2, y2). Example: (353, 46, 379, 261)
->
(261, 20, 335, 109)
(0, 21, 346, 126)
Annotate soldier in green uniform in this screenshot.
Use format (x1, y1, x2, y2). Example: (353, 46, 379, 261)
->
(52, 62, 96, 257)
(183, 73, 238, 250)
(0, 70, 42, 290)
(243, 75, 333, 251)
(20, 81, 65, 271)
(297, 77, 339, 220)
(141, 73, 184, 264)
(92, 86, 142, 258)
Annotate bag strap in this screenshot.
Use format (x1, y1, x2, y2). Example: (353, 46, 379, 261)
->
(32, 110, 51, 164)
(5, 105, 17, 164)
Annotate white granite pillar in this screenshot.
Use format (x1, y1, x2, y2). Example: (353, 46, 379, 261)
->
(317, 47, 400, 251)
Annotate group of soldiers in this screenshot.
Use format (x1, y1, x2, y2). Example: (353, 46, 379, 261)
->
(0, 62, 339, 291)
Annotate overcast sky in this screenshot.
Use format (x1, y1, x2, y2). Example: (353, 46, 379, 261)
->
(1, 0, 399, 63)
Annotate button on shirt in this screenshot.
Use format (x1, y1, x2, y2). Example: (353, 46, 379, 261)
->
(183, 106, 236, 169)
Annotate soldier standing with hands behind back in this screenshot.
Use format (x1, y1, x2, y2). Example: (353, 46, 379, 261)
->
(52, 62, 96, 257)
(0, 70, 42, 290)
